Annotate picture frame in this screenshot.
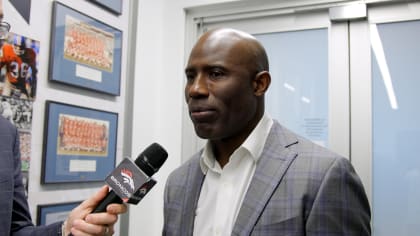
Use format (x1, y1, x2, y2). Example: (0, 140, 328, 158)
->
(37, 201, 82, 226)
(88, 0, 123, 16)
(49, 2, 122, 96)
(41, 100, 118, 184)
(0, 33, 40, 100)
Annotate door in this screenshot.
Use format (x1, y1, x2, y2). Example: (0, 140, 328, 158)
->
(351, 2, 420, 235)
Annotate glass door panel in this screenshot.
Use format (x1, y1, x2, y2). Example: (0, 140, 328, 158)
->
(371, 19, 420, 235)
(255, 29, 329, 146)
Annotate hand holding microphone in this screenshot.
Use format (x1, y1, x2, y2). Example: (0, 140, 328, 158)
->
(66, 143, 168, 235)
(64, 185, 126, 236)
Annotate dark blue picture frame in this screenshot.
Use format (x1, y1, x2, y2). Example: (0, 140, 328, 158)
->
(88, 0, 123, 15)
(37, 201, 82, 226)
(41, 101, 118, 184)
(49, 2, 122, 96)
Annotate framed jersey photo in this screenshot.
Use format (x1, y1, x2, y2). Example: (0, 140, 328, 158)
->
(0, 33, 40, 100)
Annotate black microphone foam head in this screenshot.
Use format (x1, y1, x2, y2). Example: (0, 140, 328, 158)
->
(135, 143, 168, 176)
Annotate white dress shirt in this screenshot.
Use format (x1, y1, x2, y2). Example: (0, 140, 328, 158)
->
(193, 113, 273, 236)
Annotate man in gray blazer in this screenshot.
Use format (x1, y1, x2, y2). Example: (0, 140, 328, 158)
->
(163, 28, 371, 235)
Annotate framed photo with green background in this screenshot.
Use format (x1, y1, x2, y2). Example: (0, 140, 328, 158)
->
(41, 101, 118, 184)
(49, 2, 122, 95)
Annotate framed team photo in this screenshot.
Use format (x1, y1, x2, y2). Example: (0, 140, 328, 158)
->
(37, 201, 82, 226)
(49, 2, 122, 95)
(88, 0, 123, 15)
(41, 100, 118, 184)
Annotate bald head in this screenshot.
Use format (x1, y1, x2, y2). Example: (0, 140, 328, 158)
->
(191, 28, 269, 73)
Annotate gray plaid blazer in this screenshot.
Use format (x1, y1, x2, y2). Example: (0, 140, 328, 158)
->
(163, 120, 371, 236)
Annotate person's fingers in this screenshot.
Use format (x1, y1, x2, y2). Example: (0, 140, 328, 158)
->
(71, 218, 114, 236)
(106, 202, 127, 214)
(70, 219, 99, 236)
(64, 185, 128, 236)
(78, 185, 110, 210)
(85, 212, 118, 225)
(69, 227, 92, 236)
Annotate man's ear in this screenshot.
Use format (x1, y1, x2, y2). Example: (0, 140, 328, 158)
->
(253, 71, 271, 96)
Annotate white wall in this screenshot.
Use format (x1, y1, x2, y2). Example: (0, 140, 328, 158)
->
(3, 0, 130, 233)
(129, 0, 241, 235)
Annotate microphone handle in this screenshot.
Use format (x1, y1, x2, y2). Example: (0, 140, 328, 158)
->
(67, 191, 122, 236)
(92, 191, 123, 213)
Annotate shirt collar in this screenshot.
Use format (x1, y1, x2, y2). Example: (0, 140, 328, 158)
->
(199, 113, 273, 174)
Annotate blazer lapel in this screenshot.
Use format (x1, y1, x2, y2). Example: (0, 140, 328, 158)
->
(232, 121, 298, 235)
(181, 155, 205, 235)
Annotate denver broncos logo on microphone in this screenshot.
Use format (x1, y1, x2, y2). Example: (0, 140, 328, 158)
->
(121, 168, 135, 191)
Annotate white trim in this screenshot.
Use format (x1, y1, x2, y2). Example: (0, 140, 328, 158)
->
(329, 22, 350, 158)
(349, 20, 373, 203)
(368, 1, 420, 24)
(187, 0, 362, 22)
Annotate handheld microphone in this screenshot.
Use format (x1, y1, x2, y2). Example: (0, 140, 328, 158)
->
(92, 143, 168, 213)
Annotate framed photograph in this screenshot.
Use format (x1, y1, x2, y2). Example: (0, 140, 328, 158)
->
(0, 32, 40, 100)
(88, 0, 123, 15)
(49, 2, 122, 96)
(42, 101, 118, 184)
(37, 201, 82, 226)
